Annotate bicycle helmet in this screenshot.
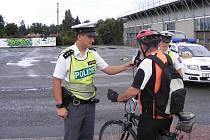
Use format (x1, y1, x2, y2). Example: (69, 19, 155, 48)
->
(160, 31, 174, 43)
(136, 29, 160, 55)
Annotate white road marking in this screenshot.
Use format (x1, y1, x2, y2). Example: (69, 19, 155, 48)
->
(6, 57, 40, 67)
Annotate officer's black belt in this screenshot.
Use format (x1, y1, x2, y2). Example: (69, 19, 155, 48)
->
(61, 86, 99, 106)
(70, 97, 99, 105)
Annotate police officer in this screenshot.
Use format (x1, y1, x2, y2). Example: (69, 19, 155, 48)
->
(158, 31, 184, 133)
(159, 31, 183, 77)
(52, 22, 134, 140)
(108, 29, 173, 140)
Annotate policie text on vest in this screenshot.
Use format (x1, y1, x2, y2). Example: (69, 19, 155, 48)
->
(74, 66, 95, 80)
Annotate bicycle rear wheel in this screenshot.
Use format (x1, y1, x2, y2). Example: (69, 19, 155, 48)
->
(99, 120, 137, 140)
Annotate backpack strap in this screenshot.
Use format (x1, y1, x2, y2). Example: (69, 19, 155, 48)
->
(147, 53, 173, 69)
(147, 55, 165, 69)
(164, 53, 173, 67)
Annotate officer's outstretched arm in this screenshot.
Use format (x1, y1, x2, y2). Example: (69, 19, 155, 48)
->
(102, 61, 134, 75)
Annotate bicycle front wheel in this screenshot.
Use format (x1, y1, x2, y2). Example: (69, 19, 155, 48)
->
(99, 120, 137, 140)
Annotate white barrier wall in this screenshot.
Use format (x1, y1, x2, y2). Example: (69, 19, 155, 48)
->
(0, 37, 56, 47)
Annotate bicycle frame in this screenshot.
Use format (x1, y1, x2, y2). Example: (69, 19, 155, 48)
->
(100, 97, 196, 140)
(124, 98, 139, 127)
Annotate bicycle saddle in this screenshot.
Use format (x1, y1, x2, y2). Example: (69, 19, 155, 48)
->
(177, 120, 197, 133)
(178, 112, 195, 121)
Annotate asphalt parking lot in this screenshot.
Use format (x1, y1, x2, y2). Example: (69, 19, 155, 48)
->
(0, 46, 210, 140)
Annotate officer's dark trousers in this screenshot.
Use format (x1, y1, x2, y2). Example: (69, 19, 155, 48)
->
(137, 114, 173, 140)
(64, 103, 95, 140)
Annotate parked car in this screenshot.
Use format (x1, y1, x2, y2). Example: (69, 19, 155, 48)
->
(170, 41, 210, 82)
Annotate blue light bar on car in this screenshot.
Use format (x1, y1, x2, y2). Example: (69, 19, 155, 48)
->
(172, 38, 183, 43)
(187, 38, 197, 43)
(172, 38, 197, 43)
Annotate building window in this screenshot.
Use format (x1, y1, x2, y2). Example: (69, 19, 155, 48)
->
(206, 39, 210, 44)
(194, 17, 210, 31)
(194, 18, 201, 31)
(127, 33, 138, 46)
(164, 22, 175, 30)
(200, 18, 205, 30)
(206, 17, 210, 31)
(143, 24, 151, 29)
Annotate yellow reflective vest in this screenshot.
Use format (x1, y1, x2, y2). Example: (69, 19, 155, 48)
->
(168, 50, 175, 64)
(65, 50, 96, 100)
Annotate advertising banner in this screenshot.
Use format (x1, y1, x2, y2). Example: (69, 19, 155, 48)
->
(0, 37, 56, 47)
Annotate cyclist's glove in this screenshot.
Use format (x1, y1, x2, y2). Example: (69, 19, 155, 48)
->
(107, 89, 119, 102)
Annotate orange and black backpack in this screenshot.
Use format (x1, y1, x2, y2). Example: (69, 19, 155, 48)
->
(147, 53, 186, 118)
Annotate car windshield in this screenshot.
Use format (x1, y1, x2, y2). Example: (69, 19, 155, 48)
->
(179, 44, 210, 57)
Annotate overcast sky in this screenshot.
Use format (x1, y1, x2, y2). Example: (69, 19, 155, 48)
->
(0, 0, 175, 26)
(0, 0, 141, 26)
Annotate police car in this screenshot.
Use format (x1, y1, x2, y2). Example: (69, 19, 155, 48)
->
(170, 38, 210, 82)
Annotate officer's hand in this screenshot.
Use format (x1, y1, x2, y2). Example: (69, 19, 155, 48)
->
(57, 108, 68, 119)
(124, 60, 135, 70)
(107, 89, 119, 102)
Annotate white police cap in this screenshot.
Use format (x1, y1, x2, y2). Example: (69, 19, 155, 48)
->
(72, 21, 97, 36)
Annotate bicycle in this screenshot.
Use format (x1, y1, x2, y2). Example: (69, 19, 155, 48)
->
(99, 96, 196, 140)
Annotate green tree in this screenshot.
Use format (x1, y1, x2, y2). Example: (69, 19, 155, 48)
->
(19, 20, 27, 37)
(96, 18, 123, 45)
(74, 16, 81, 25)
(42, 24, 50, 35)
(62, 32, 75, 45)
(5, 23, 18, 37)
(62, 10, 74, 32)
(49, 24, 58, 34)
(95, 19, 104, 44)
(61, 9, 75, 45)
(0, 15, 5, 37)
(30, 23, 43, 34)
(0, 15, 4, 29)
(113, 19, 123, 45)
(96, 18, 115, 44)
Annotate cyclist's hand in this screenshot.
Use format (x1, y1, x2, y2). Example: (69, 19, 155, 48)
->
(57, 107, 68, 119)
(107, 89, 119, 102)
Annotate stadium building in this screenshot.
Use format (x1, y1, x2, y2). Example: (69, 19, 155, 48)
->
(121, 0, 210, 49)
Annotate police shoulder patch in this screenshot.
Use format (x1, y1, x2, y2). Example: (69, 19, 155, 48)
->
(63, 49, 74, 59)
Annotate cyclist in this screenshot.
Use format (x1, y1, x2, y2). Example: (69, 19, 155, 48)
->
(159, 31, 183, 77)
(108, 29, 173, 140)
